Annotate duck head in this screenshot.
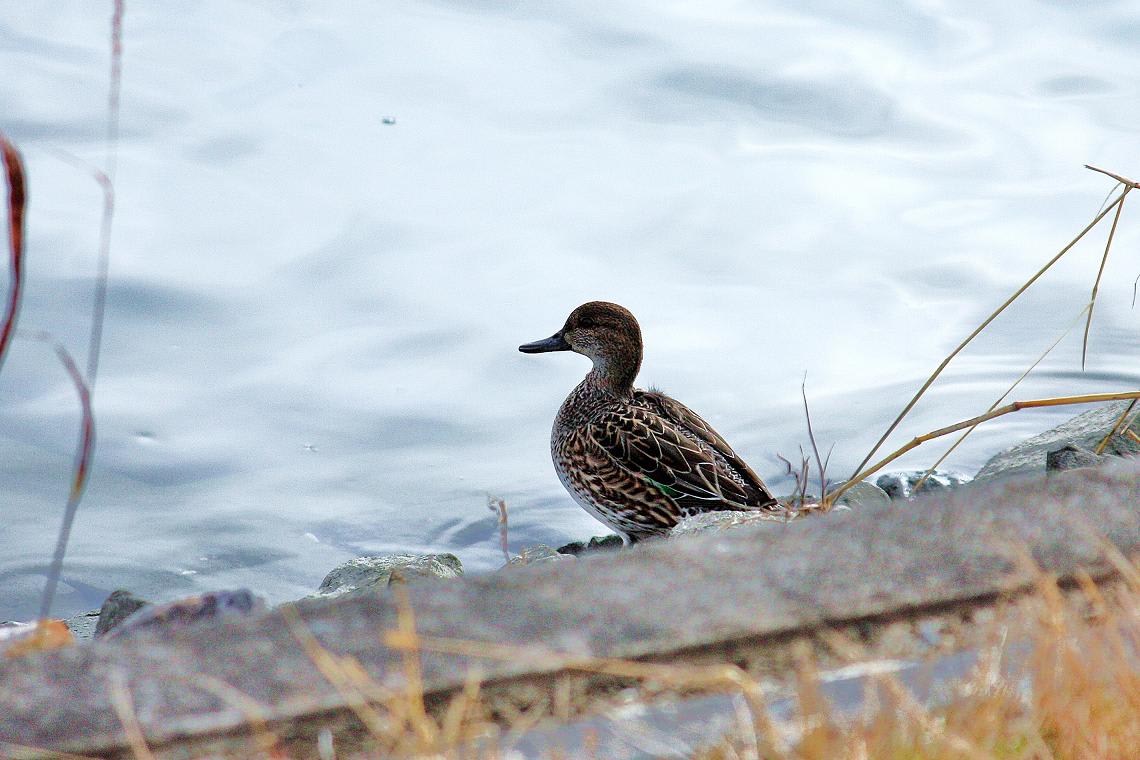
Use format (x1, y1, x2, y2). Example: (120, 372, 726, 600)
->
(519, 301, 643, 392)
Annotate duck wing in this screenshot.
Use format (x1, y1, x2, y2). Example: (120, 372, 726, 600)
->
(587, 392, 779, 516)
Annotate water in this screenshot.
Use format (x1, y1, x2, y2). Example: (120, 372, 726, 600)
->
(2, 1, 1139, 621)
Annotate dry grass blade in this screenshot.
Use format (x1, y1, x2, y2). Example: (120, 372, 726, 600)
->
(279, 604, 393, 740)
(19, 331, 97, 621)
(106, 0, 124, 175)
(821, 631, 989, 759)
(1081, 187, 1129, 369)
(188, 672, 280, 756)
(775, 451, 811, 510)
(0, 743, 101, 760)
(487, 496, 510, 564)
(911, 303, 1090, 493)
(829, 389, 1140, 505)
(85, 0, 124, 386)
(1094, 537, 1140, 592)
(81, 161, 115, 386)
(792, 641, 846, 760)
(1085, 164, 1140, 188)
(800, 376, 832, 508)
(1094, 397, 1137, 455)
(1022, 567, 1131, 754)
(108, 670, 155, 760)
(439, 664, 485, 748)
(0, 132, 26, 375)
(851, 185, 1129, 480)
(386, 587, 439, 750)
(387, 627, 773, 721)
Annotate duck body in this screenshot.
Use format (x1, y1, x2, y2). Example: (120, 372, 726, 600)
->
(521, 301, 780, 542)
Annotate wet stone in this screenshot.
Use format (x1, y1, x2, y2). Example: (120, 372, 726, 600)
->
(65, 610, 102, 641)
(314, 554, 463, 599)
(833, 480, 891, 509)
(506, 544, 575, 567)
(104, 589, 266, 639)
(975, 400, 1140, 482)
(670, 510, 788, 538)
(557, 535, 624, 556)
(1046, 444, 1103, 474)
(876, 470, 971, 500)
(388, 559, 465, 586)
(95, 589, 151, 638)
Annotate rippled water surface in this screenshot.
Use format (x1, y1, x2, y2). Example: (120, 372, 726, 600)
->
(2, 1, 1139, 619)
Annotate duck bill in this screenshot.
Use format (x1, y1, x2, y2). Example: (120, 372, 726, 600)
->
(519, 332, 570, 353)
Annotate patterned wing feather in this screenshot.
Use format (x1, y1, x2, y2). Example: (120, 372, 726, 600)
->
(588, 397, 778, 517)
(634, 390, 777, 509)
(558, 426, 684, 537)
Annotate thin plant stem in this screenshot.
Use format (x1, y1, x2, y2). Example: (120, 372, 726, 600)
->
(851, 188, 1129, 480)
(488, 497, 510, 564)
(801, 375, 829, 504)
(188, 672, 280, 756)
(279, 604, 393, 738)
(0, 134, 26, 375)
(86, 0, 124, 386)
(0, 744, 99, 760)
(831, 390, 1140, 506)
(911, 304, 1090, 493)
(1094, 398, 1138, 456)
(23, 331, 96, 621)
(1082, 188, 1129, 369)
(1084, 165, 1140, 189)
(108, 670, 155, 760)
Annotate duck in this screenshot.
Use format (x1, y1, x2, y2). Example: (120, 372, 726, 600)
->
(520, 301, 782, 542)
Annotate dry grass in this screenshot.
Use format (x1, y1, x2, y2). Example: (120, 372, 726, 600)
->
(0, 0, 124, 623)
(74, 555, 1133, 760)
(0, 132, 26, 372)
(826, 166, 1138, 507)
(851, 167, 1134, 480)
(694, 565, 1140, 760)
(487, 496, 511, 564)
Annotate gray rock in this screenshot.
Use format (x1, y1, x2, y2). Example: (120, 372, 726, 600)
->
(876, 471, 971, 500)
(557, 535, 624, 556)
(5, 610, 104, 644)
(976, 400, 1140, 482)
(387, 560, 464, 586)
(670, 510, 788, 538)
(95, 589, 151, 638)
(1046, 444, 1103, 473)
(506, 545, 575, 567)
(65, 610, 102, 641)
(777, 483, 889, 510)
(671, 482, 885, 539)
(314, 554, 463, 599)
(832, 480, 892, 509)
(104, 590, 266, 640)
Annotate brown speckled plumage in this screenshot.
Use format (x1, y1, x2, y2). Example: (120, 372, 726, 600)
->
(520, 301, 781, 542)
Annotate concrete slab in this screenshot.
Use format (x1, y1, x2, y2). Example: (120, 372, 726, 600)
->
(2, 460, 1139, 758)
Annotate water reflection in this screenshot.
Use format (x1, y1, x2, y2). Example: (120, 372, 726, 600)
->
(649, 67, 896, 137)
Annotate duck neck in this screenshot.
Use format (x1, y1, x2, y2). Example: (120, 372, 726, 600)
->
(586, 352, 640, 398)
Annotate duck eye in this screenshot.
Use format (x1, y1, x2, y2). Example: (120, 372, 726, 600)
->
(577, 318, 596, 329)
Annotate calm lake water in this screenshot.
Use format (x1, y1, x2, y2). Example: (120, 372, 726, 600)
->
(2, 1, 1139, 621)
